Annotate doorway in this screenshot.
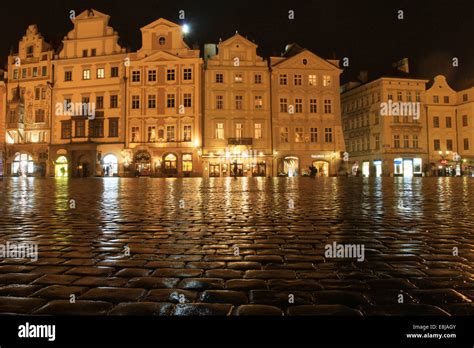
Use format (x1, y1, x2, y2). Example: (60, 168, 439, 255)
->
(103, 154, 118, 176)
(312, 161, 329, 177)
(55, 156, 68, 177)
(283, 156, 299, 177)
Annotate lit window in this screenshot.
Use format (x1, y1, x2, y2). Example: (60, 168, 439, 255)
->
(216, 123, 224, 139)
(295, 127, 303, 142)
(323, 75, 331, 87)
(183, 125, 192, 142)
(235, 123, 243, 138)
(254, 123, 262, 139)
(97, 68, 105, 79)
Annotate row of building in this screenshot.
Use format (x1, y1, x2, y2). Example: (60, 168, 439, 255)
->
(0, 9, 472, 178)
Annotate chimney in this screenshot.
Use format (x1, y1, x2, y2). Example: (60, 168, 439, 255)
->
(393, 58, 409, 74)
(358, 70, 368, 83)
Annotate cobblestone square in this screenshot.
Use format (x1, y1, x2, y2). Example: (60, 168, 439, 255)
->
(0, 177, 473, 316)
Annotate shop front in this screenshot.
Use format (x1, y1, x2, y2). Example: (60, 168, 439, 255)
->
(362, 161, 370, 177)
(312, 160, 329, 177)
(134, 151, 151, 176)
(12, 153, 34, 176)
(393, 157, 422, 178)
(203, 145, 270, 178)
(278, 156, 299, 177)
(372, 160, 382, 177)
(205, 153, 270, 178)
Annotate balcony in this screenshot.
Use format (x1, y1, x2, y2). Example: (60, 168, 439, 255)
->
(228, 137, 253, 146)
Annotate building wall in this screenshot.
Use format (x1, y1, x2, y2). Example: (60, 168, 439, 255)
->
(271, 49, 345, 177)
(342, 77, 428, 177)
(125, 18, 202, 177)
(456, 87, 474, 167)
(202, 34, 272, 177)
(50, 9, 126, 177)
(5, 25, 53, 176)
(425, 75, 460, 175)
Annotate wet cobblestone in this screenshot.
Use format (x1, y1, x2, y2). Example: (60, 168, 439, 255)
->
(0, 177, 474, 315)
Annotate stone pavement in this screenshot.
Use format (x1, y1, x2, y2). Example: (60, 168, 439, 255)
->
(0, 177, 473, 315)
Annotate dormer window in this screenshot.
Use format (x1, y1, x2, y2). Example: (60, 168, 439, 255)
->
(159, 37, 166, 45)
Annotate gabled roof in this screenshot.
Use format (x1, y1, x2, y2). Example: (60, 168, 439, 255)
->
(271, 45, 340, 71)
(74, 9, 109, 21)
(141, 18, 180, 31)
(140, 50, 184, 62)
(219, 33, 257, 48)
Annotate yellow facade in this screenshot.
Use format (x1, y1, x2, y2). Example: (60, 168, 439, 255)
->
(341, 75, 429, 177)
(125, 18, 202, 177)
(271, 45, 345, 177)
(202, 34, 272, 177)
(2, 14, 474, 179)
(5, 25, 53, 177)
(50, 9, 127, 177)
(425, 76, 474, 176)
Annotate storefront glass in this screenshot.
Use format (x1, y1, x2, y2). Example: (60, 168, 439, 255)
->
(362, 161, 370, 177)
(13, 153, 34, 176)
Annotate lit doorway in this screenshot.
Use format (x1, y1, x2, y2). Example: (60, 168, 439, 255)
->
(283, 156, 299, 177)
(362, 162, 370, 177)
(374, 160, 382, 177)
(252, 162, 266, 177)
(209, 164, 220, 177)
(163, 153, 178, 177)
(312, 161, 329, 177)
(55, 156, 68, 177)
(403, 159, 414, 178)
(103, 154, 118, 176)
(135, 151, 151, 176)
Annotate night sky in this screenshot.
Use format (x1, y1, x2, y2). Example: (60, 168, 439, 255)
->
(0, 0, 473, 88)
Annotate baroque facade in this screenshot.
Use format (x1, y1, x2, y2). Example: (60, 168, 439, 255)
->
(202, 33, 272, 177)
(425, 75, 474, 176)
(50, 9, 127, 178)
(1, 10, 473, 178)
(125, 18, 202, 177)
(4, 25, 54, 177)
(271, 44, 345, 177)
(341, 62, 429, 177)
